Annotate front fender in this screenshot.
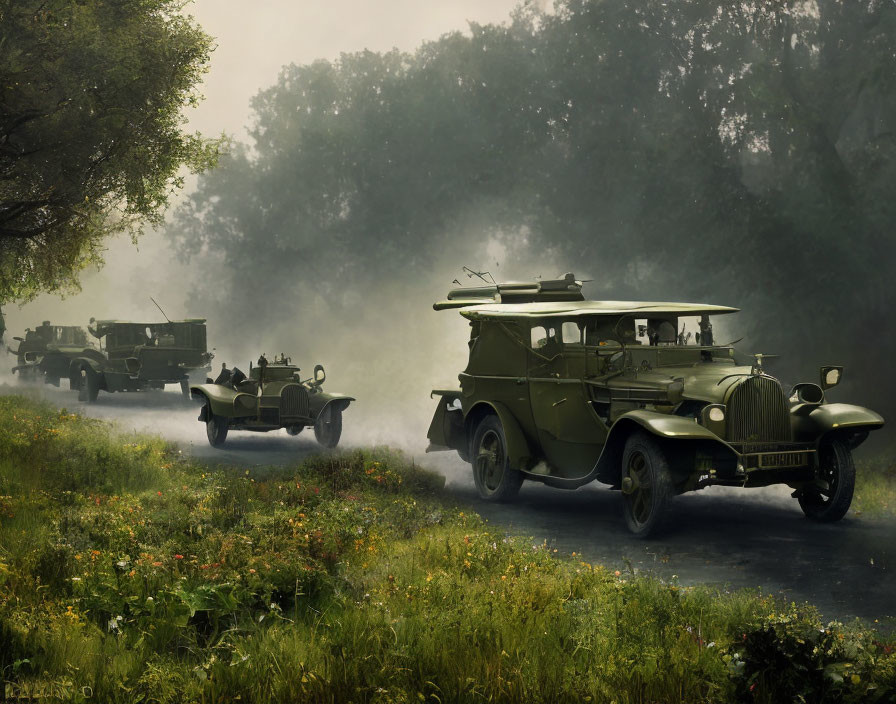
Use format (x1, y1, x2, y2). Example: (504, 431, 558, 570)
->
(593, 410, 733, 485)
(313, 393, 354, 417)
(464, 400, 534, 472)
(189, 383, 250, 418)
(794, 403, 884, 448)
(69, 356, 103, 376)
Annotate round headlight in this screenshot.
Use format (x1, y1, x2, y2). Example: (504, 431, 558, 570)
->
(709, 407, 725, 423)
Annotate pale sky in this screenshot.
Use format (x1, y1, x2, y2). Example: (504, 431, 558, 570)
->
(186, 0, 525, 138)
(6, 0, 523, 332)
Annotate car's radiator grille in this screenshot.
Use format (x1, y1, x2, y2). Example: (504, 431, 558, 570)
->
(727, 375, 791, 443)
(280, 384, 310, 418)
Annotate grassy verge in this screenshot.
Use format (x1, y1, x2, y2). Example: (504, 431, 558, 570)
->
(0, 394, 894, 703)
(854, 456, 896, 517)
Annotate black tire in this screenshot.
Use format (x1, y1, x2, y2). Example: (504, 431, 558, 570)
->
(286, 425, 304, 436)
(180, 379, 191, 399)
(798, 438, 855, 522)
(205, 406, 228, 447)
(314, 404, 342, 448)
(620, 432, 673, 538)
(471, 415, 523, 502)
(76, 367, 99, 404)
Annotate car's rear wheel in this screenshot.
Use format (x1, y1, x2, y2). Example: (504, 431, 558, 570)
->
(471, 415, 523, 502)
(314, 405, 342, 448)
(798, 438, 854, 522)
(77, 367, 99, 404)
(205, 405, 228, 447)
(621, 432, 673, 538)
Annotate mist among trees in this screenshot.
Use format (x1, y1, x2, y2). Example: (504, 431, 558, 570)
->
(171, 0, 896, 432)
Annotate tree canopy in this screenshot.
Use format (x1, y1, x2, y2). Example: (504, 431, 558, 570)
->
(172, 0, 896, 419)
(0, 0, 219, 302)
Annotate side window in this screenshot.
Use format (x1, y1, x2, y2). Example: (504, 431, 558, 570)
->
(531, 326, 548, 349)
(561, 321, 581, 344)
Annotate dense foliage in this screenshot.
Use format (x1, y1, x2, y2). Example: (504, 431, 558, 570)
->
(172, 0, 896, 424)
(0, 0, 219, 302)
(0, 395, 894, 702)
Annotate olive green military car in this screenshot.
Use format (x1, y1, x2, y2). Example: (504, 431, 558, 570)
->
(69, 319, 213, 402)
(426, 274, 884, 537)
(9, 322, 101, 385)
(190, 354, 354, 448)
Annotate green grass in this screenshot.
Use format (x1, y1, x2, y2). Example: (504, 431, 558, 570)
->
(0, 394, 894, 703)
(854, 456, 896, 517)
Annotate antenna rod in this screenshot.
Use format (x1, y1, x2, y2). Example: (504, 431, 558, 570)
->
(150, 297, 172, 323)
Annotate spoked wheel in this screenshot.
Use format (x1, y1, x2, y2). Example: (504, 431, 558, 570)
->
(76, 367, 99, 403)
(620, 432, 673, 538)
(205, 405, 228, 447)
(471, 415, 523, 502)
(798, 438, 855, 522)
(314, 405, 342, 448)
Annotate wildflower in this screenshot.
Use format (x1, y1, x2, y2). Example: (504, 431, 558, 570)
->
(249, 568, 256, 574)
(174, 554, 183, 560)
(614, 570, 621, 577)
(157, 491, 162, 496)
(152, 561, 163, 567)
(501, 575, 507, 580)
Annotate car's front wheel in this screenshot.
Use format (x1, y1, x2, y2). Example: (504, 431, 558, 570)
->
(620, 432, 673, 538)
(798, 438, 855, 522)
(471, 415, 523, 502)
(205, 405, 228, 447)
(314, 405, 342, 448)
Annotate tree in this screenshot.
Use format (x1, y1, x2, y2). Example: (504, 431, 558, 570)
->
(172, 0, 896, 422)
(0, 0, 219, 302)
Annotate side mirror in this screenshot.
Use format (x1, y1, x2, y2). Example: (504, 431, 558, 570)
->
(820, 366, 843, 390)
(313, 364, 326, 386)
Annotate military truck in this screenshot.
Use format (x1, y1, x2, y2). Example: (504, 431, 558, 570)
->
(426, 273, 884, 537)
(9, 322, 101, 385)
(190, 354, 354, 448)
(68, 318, 213, 402)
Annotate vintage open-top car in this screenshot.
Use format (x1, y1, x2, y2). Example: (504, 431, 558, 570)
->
(426, 273, 884, 536)
(69, 318, 213, 402)
(8, 322, 101, 385)
(189, 354, 354, 448)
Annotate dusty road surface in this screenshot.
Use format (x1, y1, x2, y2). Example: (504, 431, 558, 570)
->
(7, 382, 896, 627)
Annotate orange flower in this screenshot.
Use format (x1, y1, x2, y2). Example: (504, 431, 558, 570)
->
(174, 554, 183, 560)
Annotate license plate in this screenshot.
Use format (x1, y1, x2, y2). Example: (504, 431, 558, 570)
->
(758, 452, 807, 469)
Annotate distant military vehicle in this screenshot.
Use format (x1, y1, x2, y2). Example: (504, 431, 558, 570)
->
(190, 353, 354, 448)
(426, 273, 884, 537)
(68, 318, 213, 402)
(8, 322, 101, 385)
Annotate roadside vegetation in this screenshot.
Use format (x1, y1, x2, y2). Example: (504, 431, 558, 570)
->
(0, 394, 894, 703)
(854, 457, 896, 518)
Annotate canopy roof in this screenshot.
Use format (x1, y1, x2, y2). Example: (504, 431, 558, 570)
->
(458, 300, 739, 320)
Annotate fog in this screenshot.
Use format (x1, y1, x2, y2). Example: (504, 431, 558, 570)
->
(4, 0, 893, 458)
(3, 0, 529, 453)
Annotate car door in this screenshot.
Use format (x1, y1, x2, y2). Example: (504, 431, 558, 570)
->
(527, 319, 604, 477)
